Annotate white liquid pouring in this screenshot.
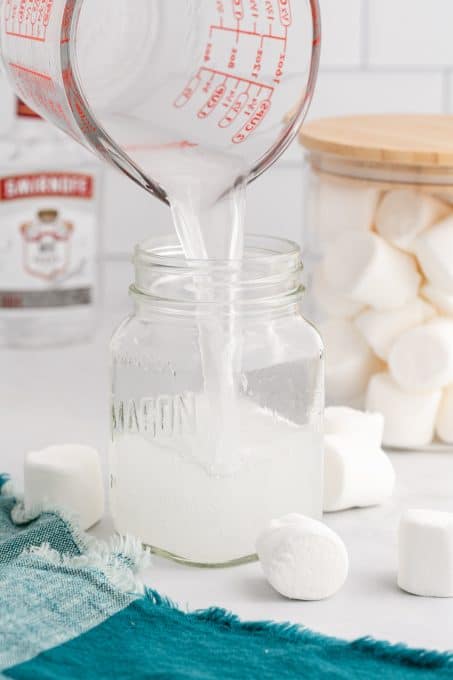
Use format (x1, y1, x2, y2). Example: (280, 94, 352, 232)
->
(128, 144, 248, 473)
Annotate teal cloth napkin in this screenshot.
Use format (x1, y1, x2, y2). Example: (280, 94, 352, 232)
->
(0, 473, 452, 680)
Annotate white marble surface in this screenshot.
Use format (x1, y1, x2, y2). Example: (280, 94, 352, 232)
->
(1, 261, 453, 653)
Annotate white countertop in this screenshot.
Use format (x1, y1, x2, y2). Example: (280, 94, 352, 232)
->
(1, 261, 453, 653)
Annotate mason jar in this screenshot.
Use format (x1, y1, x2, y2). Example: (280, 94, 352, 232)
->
(300, 114, 453, 451)
(110, 235, 324, 567)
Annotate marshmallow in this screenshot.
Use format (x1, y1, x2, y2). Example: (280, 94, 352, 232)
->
(256, 514, 348, 601)
(376, 189, 448, 251)
(324, 434, 395, 512)
(354, 298, 436, 361)
(398, 509, 453, 598)
(24, 445, 104, 530)
(320, 319, 382, 403)
(324, 406, 384, 448)
(414, 215, 453, 293)
(389, 319, 453, 392)
(436, 385, 453, 444)
(311, 265, 365, 320)
(323, 231, 420, 310)
(421, 283, 453, 316)
(366, 373, 442, 448)
(314, 175, 380, 246)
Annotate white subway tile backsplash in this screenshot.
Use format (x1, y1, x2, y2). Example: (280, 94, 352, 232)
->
(0, 69, 14, 136)
(278, 137, 305, 165)
(101, 168, 173, 257)
(320, 0, 363, 67)
(368, 0, 453, 67)
(308, 71, 444, 119)
(445, 73, 453, 114)
(246, 164, 304, 245)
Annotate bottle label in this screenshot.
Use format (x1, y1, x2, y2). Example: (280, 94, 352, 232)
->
(0, 171, 98, 309)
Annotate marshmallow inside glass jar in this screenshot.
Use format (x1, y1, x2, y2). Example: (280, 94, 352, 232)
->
(301, 114, 453, 450)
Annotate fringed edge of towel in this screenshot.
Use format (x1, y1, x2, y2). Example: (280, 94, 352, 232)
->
(26, 536, 151, 595)
(1, 476, 150, 597)
(145, 589, 453, 672)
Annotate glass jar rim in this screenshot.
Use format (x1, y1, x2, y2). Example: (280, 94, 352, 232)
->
(134, 234, 301, 270)
(132, 234, 304, 312)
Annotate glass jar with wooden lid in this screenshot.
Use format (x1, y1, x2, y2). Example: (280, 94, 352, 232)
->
(300, 114, 453, 450)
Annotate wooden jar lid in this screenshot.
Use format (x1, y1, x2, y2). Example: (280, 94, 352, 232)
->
(299, 115, 453, 167)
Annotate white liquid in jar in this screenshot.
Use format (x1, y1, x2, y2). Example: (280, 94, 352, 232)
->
(110, 398, 323, 565)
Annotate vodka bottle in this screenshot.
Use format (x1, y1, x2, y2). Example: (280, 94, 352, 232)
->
(0, 94, 102, 347)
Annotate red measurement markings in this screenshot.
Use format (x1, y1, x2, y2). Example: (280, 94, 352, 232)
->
(264, 0, 275, 22)
(198, 83, 227, 119)
(4, 0, 53, 42)
(9, 62, 51, 81)
(124, 141, 199, 153)
(232, 98, 271, 144)
(223, 83, 239, 106)
(201, 70, 216, 94)
(228, 46, 238, 69)
(175, 65, 274, 143)
(273, 51, 287, 84)
(209, 24, 286, 42)
(174, 75, 202, 108)
(61, 0, 75, 44)
(9, 62, 70, 130)
(172, 3, 290, 145)
(219, 91, 249, 128)
(232, 0, 243, 20)
(199, 67, 273, 94)
(243, 93, 259, 117)
(248, 0, 260, 20)
(251, 46, 264, 79)
(278, 0, 292, 27)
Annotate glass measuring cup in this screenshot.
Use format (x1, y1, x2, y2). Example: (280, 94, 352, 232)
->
(0, 0, 320, 212)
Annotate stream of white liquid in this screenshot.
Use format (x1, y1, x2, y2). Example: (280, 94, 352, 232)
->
(134, 145, 248, 474)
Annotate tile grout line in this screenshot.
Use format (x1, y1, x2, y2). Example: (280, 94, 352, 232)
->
(319, 65, 449, 75)
(360, 0, 370, 69)
(442, 69, 452, 113)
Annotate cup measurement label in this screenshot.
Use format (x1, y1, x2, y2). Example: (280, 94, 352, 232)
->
(174, 0, 293, 144)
